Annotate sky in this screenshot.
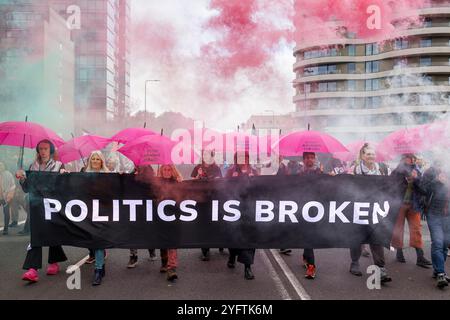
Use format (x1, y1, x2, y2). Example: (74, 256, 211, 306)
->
(130, 0, 296, 132)
(129, 0, 431, 132)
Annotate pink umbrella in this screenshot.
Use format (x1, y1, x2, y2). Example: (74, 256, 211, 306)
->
(110, 128, 157, 145)
(379, 126, 429, 158)
(273, 130, 348, 156)
(118, 135, 180, 166)
(334, 141, 389, 163)
(58, 135, 112, 164)
(0, 121, 65, 148)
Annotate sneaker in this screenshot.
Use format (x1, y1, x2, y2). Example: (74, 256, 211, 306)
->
(167, 269, 178, 281)
(22, 268, 39, 283)
(349, 262, 362, 276)
(244, 267, 255, 280)
(85, 256, 95, 264)
(305, 264, 316, 280)
(380, 267, 392, 284)
(417, 256, 432, 269)
(437, 273, 449, 289)
(127, 255, 138, 268)
(432, 272, 450, 282)
(280, 249, 292, 255)
(160, 265, 168, 273)
(396, 249, 406, 263)
(46, 263, 59, 275)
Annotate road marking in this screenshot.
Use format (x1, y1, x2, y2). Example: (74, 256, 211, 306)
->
(269, 249, 312, 301)
(0, 220, 25, 232)
(66, 255, 90, 274)
(259, 250, 292, 300)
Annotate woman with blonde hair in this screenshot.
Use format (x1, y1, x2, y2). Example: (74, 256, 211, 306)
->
(156, 164, 182, 281)
(84, 151, 109, 286)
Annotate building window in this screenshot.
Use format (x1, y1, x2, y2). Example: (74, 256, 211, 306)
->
(327, 82, 337, 91)
(366, 43, 379, 55)
(347, 45, 356, 56)
(420, 57, 432, 67)
(394, 39, 408, 50)
(347, 80, 356, 91)
(366, 61, 380, 73)
(348, 63, 356, 73)
(420, 38, 432, 47)
(328, 65, 337, 74)
(365, 79, 380, 91)
(318, 82, 328, 92)
(424, 18, 432, 28)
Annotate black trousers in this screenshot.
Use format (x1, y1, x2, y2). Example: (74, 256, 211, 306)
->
(350, 244, 385, 268)
(2, 204, 10, 232)
(23, 246, 67, 270)
(228, 248, 255, 266)
(303, 249, 315, 265)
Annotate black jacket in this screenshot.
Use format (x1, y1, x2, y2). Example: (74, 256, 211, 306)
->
(414, 167, 449, 216)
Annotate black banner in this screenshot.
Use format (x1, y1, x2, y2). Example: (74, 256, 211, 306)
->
(28, 172, 405, 249)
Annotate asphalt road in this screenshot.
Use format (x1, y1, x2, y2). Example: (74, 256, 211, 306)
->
(0, 221, 449, 300)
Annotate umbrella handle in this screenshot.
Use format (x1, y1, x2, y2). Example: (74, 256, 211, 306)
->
(18, 116, 28, 169)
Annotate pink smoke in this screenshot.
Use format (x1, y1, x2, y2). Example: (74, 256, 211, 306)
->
(201, 0, 292, 78)
(294, 0, 430, 46)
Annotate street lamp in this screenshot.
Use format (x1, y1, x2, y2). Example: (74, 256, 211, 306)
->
(302, 69, 315, 130)
(144, 79, 160, 126)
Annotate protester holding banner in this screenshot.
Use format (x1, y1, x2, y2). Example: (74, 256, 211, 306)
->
(84, 150, 110, 286)
(391, 154, 432, 268)
(298, 152, 323, 280)
(225, 152, 258, 280)
(16, 139, 68, 283)
(158, 164, 182, 282)
(128, 164, 157, 268)
(349, 143, 392, 283)
(414, 162, 450, 288)
(191, 150, 224, 261)
(0, 161, 16, 236)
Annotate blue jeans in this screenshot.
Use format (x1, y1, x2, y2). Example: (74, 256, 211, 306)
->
(427, 214, 450, 275)
(95, 249, 105, 270)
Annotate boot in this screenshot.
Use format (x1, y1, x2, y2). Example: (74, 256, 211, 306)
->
(396, 249, 406, 263)
(349, 262, 362, 276)
(227, 256, 236, 269)
(167, 268, 178, 281)
(244, 265, 255, 280)
(416, 248, 432, 268)
(92, 269, 102, 286)
(380, 267, 392, 284)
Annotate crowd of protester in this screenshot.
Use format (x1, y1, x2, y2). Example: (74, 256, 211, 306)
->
(0, 139, 448, 289)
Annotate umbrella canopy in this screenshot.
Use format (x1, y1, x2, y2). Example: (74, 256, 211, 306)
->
(58, 135, 112, 164)
(379, 125, 430, 158)
(118, 135, 179, 166)
(273, 130, 348, 156)
(0, 121, 65, 148)
(110, 128, 157, 145)
(334, 140, 389, 163)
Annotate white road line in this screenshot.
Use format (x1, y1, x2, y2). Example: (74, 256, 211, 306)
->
(269, 249, 312, 301)
(259, 250, 292, 300)
(66, 255, 90, 274)
(0, 220, 26, 232)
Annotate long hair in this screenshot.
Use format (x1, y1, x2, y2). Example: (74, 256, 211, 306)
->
(157, 164, 183, 182)
(357, 143, 375, 164)
(85, 150, 110, 173)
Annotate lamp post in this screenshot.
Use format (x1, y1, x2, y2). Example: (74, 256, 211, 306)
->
(302, 69, 314, 130)
(144, 79, 160, 126)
